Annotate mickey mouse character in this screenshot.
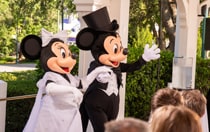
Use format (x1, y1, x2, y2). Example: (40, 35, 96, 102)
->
(76, 7, 160, 132)
(21, 29, 110, 132)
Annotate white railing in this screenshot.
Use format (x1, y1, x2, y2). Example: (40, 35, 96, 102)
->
(0, 80, 7, 132)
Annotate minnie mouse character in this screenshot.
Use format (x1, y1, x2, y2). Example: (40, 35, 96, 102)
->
(21, 28, 110, 132)
(76, 7, 160, 132)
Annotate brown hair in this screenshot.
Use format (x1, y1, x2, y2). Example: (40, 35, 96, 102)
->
(181, 89, 206, 117)
(151, 88, 183, 112)
(105, 117, 149, 132)
(150, 105, 202, 132)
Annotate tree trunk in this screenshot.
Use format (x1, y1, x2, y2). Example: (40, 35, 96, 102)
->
(161, 0, 176, 51)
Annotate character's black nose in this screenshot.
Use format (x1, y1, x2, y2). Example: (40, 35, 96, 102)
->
(123, 48, 128, 55)
(72, 53, 78, 59)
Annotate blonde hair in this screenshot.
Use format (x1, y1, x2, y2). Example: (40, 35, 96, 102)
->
(105, 117, 149, 132)
(181, 89, 206, 117)
(150, 105, 202, 132)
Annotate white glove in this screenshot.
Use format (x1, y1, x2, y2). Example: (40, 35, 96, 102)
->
(96, 72, 111, 83)
(81, 66, 112, 90)
(142, 44, 160, 62)
(46, 83, 83, 106)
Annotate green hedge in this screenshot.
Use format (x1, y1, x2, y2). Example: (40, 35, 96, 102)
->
(125, 51, 210, 120)
(195, 57, 210, 95)
(125, 50, 174, 120)
(6, 80, 36, 131)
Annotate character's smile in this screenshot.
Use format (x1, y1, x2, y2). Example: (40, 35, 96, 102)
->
(62, 67, 69, 72)
(111, 61, 119, 66)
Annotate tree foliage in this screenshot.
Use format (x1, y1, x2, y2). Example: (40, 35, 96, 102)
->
(0, 0, 75, 57)
(129, 0, 159, 38)
(129, 0, 177, 51)
(129, 0, 205, 53)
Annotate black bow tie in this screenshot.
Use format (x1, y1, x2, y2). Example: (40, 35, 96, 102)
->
(112, 67, 122, 88)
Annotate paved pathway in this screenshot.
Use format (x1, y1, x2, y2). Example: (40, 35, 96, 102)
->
(0, 63, 37, 72)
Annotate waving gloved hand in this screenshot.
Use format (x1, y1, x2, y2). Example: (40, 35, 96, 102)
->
(96, 72, 111, 83)
(142, 44, 160, 62)
(81, 66, 112, 91)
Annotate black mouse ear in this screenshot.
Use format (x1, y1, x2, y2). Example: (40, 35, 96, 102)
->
(20, 35, 42, 60)
(76, 28, 96, 50)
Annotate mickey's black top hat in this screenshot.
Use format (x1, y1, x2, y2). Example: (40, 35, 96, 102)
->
(83, 7, 119, 32)
(76, 6, 119, 50)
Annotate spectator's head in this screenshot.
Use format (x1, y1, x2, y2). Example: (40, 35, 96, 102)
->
(105, 117, 149, 132)
(150, 105, 202, 132)
(181, 89, 206, 117)
(151, 88, 183, 113)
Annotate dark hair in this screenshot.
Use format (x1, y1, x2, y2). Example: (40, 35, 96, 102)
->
(151, 88, 183, 112)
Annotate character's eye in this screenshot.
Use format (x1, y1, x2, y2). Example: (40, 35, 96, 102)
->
(60, 48, 66, 58)
(113, 44, 118, 54)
